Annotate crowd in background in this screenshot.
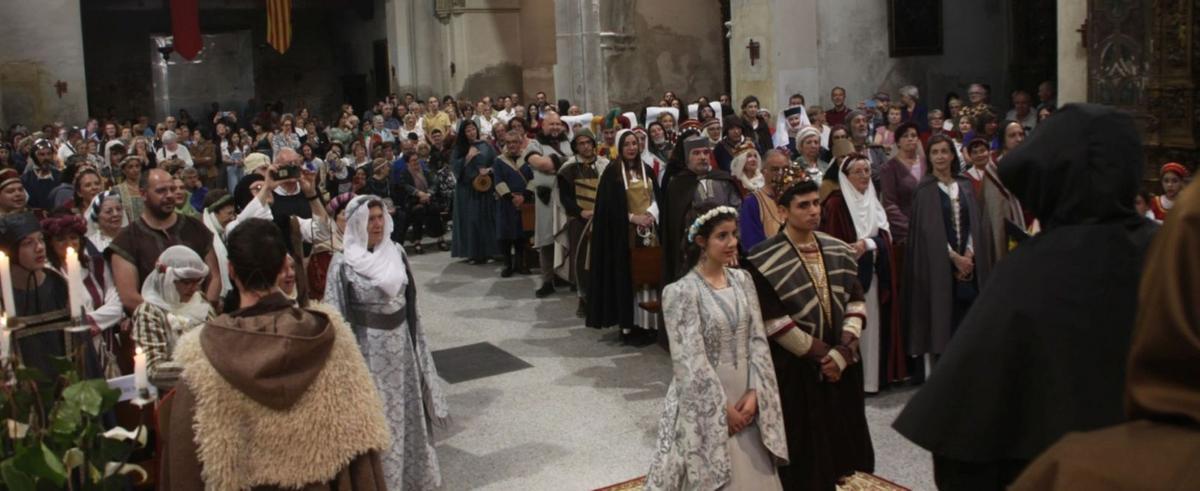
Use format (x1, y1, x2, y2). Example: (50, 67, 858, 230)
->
(0, 78, 1194, 490)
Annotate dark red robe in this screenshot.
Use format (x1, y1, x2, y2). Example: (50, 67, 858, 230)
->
(820, 190, 908, 387)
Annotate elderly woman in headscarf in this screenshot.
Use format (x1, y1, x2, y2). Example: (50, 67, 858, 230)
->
(792, 126, 828, 182)
(729, 141, 765, 196)
(322, 194, 448, 489)
(130, 245, 213, 392)
(820, 154, 904, 394)
(85, 190, 126, 254)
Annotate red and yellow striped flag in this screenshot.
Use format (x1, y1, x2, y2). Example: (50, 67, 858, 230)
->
(266, 0, 292, 54)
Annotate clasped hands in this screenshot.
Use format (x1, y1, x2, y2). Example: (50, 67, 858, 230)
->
(726, 390, 758, 436)
(951, 248, 975, 281)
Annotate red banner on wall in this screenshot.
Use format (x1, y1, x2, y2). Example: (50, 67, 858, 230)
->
(171, 0, 202, 60)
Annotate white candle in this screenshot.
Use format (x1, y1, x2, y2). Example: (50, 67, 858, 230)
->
(133, 347, 148, 393)
(0, 315, 9, 363)
(64, 247, 83, 318)
(0, 252, 13, 316)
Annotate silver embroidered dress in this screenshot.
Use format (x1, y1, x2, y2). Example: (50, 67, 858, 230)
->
(324, 243, 449, 490)
(646, 268, 788, 490)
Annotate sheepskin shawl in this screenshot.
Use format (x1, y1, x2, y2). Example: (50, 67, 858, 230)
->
(173, 303, 391, 490)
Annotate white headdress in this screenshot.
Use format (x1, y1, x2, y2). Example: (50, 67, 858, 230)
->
(343, 195, 408, 297)
(140, 245, 212, 325)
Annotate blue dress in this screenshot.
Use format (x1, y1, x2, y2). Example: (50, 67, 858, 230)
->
(451, 141, 499, 259)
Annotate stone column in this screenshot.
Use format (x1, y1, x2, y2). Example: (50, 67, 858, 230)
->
(386, 0, 450, 97)
(0, 0, 89, 126)
(555, 0, 608, 112)
(1056, 0, 1088, 104)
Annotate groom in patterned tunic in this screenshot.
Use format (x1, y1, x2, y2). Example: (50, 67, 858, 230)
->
(744, 179, 875, 490)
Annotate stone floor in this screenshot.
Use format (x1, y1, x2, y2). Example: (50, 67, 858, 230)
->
(411, 250, 934, 490)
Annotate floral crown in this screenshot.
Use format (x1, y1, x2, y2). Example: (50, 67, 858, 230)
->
(687, 206, 739, 244)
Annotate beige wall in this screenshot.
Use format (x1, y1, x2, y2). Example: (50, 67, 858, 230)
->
(0, 0, 89, 126)
(608, 0, 725, 108)
(1056, 0, 1088, 104)
(519, 0, 556, 100)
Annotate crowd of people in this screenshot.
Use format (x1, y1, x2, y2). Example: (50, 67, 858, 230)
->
(0, 78, 1194, 490)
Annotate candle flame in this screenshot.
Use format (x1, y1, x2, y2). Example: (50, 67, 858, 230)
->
(136, 346, 143, 356)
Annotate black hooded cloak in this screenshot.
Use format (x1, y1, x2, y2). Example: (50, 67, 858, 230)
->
(893, 104, 1159, 490)
(585, 158, 660, 329)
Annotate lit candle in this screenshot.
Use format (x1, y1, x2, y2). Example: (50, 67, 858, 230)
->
(0, 315, 9, 364)
(0, 252, 13, 316)
(64, 247, 83, 318)
(133, 347, 148, 393)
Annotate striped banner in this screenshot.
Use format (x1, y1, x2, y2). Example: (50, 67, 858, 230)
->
(266, 0, 292, 54)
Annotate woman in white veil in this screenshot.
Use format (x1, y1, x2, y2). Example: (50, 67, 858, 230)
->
(323, 194, 448, 490)
(130, 245, 213, 391)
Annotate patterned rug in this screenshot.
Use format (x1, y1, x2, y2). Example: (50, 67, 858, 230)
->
(594, 472, 909, 490)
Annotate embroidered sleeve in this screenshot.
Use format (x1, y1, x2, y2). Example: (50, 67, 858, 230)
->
(662, 281, 719, 418)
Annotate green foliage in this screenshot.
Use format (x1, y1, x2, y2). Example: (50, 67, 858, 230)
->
(0, 361, 147, 491)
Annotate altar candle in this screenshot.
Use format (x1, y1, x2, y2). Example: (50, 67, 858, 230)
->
(133, 347, 148, 393)
(65, 247, 83, 317)
(0, 252, 13, 316)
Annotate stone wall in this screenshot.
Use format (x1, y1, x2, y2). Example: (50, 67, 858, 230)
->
(0, 0, 89, 127)
(558, 0, 726, 114)
(732, 0, 1018, 118)
(603, 0, 726, 110)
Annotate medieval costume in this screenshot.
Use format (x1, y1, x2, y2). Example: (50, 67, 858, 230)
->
(161, 293, 390, 491)
(773, 105, 812, 151)
(646, 267, 788, 490)
(493, 145, 533, 276)
(4, 213, 104, 383)
(1010, 163, 1200, 491)
(713, 116, 748, 173)
(307, 193, 352, 301)
(745, 230, 875, 490)
(635, 128, 667, 186)
(201, 193, 233, 299)
(729, 142, 765, 196)
(586, 131, 661, 338)
(130, 246, 213, 391)
(451, 120, 499, 262)
(903, 170, 992, 361)
(556, 131, 609, 313)
(524, 128, 574, 294)
(894, 104, 1158, 490)
(975, 160, 1026, 263)
(820, 166, 904, 393)
(663, 137, 742, 283)
(738, 189, 785, 252)
(1149, 161, 1190, 221)
(793, 127, 830, 183)
(324, 195, 448, 489)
